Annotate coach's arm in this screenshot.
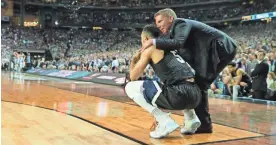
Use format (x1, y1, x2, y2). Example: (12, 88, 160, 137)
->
(155, 19, 191, 50)
(129, 48, 152, 81)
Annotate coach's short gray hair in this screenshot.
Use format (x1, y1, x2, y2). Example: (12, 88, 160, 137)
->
(154, 8, 177, 19)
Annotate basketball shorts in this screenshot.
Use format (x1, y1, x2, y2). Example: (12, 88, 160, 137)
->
(143, 80, 201, 110)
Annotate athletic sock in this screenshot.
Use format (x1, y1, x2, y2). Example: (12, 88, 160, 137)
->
(151, 108, 169, 123)
(183, 109, 197, 121)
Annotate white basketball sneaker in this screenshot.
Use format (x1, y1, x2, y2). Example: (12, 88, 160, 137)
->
(150, 116, 179, 139)
(180, 116, 201, 134)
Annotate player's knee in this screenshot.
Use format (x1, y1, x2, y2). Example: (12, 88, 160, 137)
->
(125, 81, 144, 99)
(124, 82, 133, 98)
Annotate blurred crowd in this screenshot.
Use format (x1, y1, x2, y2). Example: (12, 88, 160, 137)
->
(207, 22, 276, 101)
(20, 0, 237, 7)
(2, 20, 276, 101)
(1, 24, 140, 74)
(57, 3, 276, 25)
(208, 48, 276, 101)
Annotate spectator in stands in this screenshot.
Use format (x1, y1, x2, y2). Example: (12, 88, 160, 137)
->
(227, 62, 252, 98)
(267, 72, 276, 89)
(271, 53, 276, 73)
(236, 57, 247, 71)
(245, 53, 258, 76)
(111, 56, 119, 73)
(147, 69, 160, 82)
(26, 53, 31, 69)
(251, 49, 269, 99)
(221, 73, 233, 96)
(209, 77, 224, 96)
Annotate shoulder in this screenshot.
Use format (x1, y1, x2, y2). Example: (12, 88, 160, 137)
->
(174, 18, 186, 24)
(173, 18, 189, 27)
(170, 19, 192, 34)
(141, 46, 155, 57)
(259, 61, 269, 67)
(236, 69, 244, 74)
(263, 61, 269, 65)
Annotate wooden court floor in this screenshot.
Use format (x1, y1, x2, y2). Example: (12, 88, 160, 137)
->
(2, 72, 276, 145)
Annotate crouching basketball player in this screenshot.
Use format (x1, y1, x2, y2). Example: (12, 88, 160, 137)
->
(125, 25, 202, 139)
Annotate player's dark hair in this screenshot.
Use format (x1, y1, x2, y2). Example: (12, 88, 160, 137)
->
(142, 24, 161, 38)
(228, 62, 236, 67)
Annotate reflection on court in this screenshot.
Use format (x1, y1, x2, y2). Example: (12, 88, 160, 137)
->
(2, 72, 275, 145)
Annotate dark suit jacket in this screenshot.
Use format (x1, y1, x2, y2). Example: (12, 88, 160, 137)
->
(155, 18, 237, 85)
(251, 61, 269, 91)
(245, 60, 258, 76)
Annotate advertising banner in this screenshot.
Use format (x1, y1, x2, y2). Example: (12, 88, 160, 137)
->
(242, 11, 276, 21)
(26, 68, 53, 75)
(26, 69, 92, 79)
(26, 69, 126, 86)
(80, 73, 126, 86)
(46, 70, 92, 79)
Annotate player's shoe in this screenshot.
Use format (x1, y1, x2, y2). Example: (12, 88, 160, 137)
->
(180, 116, 201, 134)
(150, 115, 179, 139)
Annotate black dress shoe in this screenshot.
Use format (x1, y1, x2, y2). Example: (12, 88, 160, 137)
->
(195, 124, 213, 133)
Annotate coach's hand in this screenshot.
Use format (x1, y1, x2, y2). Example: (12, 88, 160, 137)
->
(140, 39, 153, 52)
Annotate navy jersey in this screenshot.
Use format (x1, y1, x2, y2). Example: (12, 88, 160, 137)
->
(149, 50, 195, 85)
(231, 69, 252, 86)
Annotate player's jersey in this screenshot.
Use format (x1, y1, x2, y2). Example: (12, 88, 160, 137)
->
(231, 69, 252, 86)
(149, 50, 195, 85)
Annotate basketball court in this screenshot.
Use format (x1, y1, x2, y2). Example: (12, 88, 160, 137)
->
(2, 72, 276, 145)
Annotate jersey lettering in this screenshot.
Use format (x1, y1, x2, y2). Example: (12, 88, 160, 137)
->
(170, 51, 195, 75)
(170, 51, 185, 63)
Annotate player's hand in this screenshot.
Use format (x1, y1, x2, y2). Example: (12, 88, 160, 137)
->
(132, 50, 141, 64)
(150, 120, 158, 131)
(133, 50, 141, 59)
(240, 82, 248, 87)
(140, 39, 153, 52)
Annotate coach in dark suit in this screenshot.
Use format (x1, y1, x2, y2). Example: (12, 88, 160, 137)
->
(141, 8, 237, 133)
(251, 50, 269, 99)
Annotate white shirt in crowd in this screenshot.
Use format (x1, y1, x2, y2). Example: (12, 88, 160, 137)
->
(112, 59, 119, 68)
(93, 59, 99, 67)
(97, 59, 103, 67)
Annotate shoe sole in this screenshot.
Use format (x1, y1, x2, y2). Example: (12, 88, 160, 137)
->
(150, 123, 179, 139)
(181, 121, 201, 135)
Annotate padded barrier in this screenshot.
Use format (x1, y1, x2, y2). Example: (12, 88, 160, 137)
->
(26, 68, 127, 86)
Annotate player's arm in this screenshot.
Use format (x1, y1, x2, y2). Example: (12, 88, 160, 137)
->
(155, 20, 191, 50)
(129, 49, 152, 81)
(233, 69, 243, 85)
